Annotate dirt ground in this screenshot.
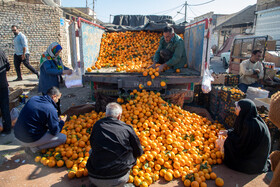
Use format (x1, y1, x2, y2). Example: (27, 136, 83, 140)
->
(0, 74, 273, 187)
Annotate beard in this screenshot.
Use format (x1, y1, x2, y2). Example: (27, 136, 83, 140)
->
(13, 32, 18, 36)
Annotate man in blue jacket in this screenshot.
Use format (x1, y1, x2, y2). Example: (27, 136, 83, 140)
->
(14, 87, 66, 153)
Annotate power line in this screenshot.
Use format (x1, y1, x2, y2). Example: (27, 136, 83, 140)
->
(173, 5, 185, 19)
(188, 0, 215, 6)
(152, 4, 184, 15)
(188, 6, 197, 17)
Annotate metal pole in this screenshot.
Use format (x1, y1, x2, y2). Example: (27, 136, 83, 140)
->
(109, 14, 111, 23)
(184, 1, 187, 23)
(92, 0, 94, 11)
(86, 0, 88, 8)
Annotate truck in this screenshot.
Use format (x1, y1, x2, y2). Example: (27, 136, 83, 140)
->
(70, 17, 212, 103)
(228, 35, 269, 74)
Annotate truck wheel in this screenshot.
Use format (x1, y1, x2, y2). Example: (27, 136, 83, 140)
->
(223, 58, 228, 69)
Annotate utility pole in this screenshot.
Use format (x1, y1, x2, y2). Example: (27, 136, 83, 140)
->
(184, 1, 188, 23)
(86, 0, 88, 8)
(92, 0, 95, 11)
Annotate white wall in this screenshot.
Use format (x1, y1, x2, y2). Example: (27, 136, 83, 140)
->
(255, 6, 280, 42)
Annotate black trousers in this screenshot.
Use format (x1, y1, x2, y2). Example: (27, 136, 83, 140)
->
(0, 87, 11, 132)
(14, 54, 38, 79)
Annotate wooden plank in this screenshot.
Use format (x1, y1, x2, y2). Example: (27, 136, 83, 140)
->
(9, 89, 23, 101)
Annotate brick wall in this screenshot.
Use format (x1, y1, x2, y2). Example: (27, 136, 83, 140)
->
(0, 1, 69, 76)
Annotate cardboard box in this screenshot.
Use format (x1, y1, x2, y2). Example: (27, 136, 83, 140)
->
(212, 74, 225, 85)
(254, 98, 271, 111)
(265, 51, 280, 67)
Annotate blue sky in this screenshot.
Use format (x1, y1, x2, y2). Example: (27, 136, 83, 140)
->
(61, 0, 257, 23)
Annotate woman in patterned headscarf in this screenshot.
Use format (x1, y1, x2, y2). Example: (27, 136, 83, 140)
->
(38, 42, 72, 114)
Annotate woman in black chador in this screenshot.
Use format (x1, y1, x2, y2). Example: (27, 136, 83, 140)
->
(219, 99, 271, 174)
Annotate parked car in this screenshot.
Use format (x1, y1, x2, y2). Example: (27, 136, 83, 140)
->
(221, 51, 230, 68)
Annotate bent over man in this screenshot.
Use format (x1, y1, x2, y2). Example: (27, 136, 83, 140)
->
(14, 87, 66, 153)
(150, 26, 187, 72)
(86, 102, 143, 187)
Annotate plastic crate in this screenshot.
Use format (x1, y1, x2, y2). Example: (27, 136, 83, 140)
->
(225, 74, 240, 86)
(193, 85, 210, 107)
(220, 86, 246, 103)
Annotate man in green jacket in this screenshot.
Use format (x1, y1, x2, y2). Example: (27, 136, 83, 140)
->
(150, 26, 187, 72)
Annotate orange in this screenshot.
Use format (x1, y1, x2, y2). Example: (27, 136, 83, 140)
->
(191, 181, 200, 187)
(147, 81, 152, 86)
(160, 81, 166, 87)
(56, 160, 63, 167)
(184, 179, 191, 187)
(78, 141, 86, 148)
(68, 171, 76, 179)
(139, 84, 144, 89)
(34, 156, 41, 163)
(210, 172, 217, 180)
(164, 171, 173, 181)
(201, 182, 207, 187)
(48, 160, 56, 168)
(215, 177, 224, 186)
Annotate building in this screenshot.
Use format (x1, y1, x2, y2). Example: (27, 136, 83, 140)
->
(213, 4, 257, 49)
(255, 0, 280, 50)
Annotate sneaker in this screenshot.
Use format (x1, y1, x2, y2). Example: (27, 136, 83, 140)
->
(13, 78, 22, 81)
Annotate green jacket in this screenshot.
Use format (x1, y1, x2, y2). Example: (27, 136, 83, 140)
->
(153, 33, 187, 69)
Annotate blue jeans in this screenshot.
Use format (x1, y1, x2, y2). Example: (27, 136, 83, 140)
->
(0, 87, 11, 133)
(238, 82, 263, 93)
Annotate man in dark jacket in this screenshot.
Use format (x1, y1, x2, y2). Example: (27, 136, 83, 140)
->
(14, 87, 66, 153)
(0, 48, 11, 135)
(86, 102, 143, 187)
(150, 26, 187, 72)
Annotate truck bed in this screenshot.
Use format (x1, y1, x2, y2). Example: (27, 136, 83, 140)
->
(84, 67, 201, 85)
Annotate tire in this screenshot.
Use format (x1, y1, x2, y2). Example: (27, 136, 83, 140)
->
(223, 58, 228, 69)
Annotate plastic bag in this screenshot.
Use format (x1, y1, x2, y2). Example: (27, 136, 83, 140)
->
(201, 68, 214, 94)
(10, 108, 20, 127)
(64, 68, 83, 88)
(215, 135, 227, 153)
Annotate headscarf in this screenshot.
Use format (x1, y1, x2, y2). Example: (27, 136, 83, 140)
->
(40, 42, 62, 69)
(233, 99, 265, 135)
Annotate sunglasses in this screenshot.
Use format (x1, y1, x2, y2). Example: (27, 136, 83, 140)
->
(12, 30, 17, 32)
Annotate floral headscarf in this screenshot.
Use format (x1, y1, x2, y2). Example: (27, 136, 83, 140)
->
(40, 42, 63, 69)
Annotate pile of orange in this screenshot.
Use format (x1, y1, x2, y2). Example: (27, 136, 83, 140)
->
(34, 111, 105, 178)
(34, 90, 225, 186)
(86, 31, 184, 73)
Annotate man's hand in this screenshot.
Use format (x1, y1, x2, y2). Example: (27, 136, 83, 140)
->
(148, 62, 156, 69)
(60, 115, 67, 122)
(158, 64, 168, 72)
(63, 70, 72, 75)
(21, 54, 26, 60)
(254, 69, 260, 74)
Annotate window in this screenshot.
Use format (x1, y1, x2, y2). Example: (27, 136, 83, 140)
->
(241, 39, 253, 58)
